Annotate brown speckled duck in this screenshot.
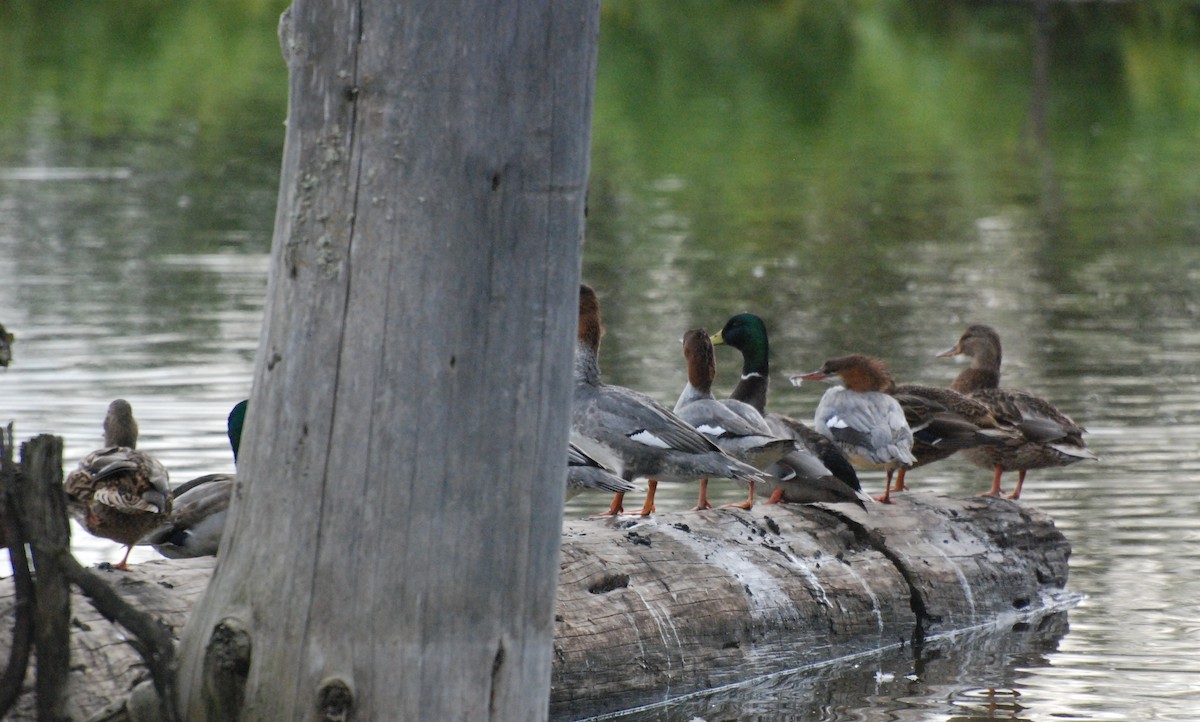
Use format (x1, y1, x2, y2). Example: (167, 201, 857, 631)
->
(939, 324, 1097, 499)
(65, 399, 171, 569)
(885, 382, 1020, 501)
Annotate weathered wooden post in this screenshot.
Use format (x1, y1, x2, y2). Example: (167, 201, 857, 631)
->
(173, 1, 599, 719)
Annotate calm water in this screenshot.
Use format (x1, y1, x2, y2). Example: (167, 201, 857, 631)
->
(2, 2, 1200, 720)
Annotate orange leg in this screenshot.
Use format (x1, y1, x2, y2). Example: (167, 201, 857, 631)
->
(721, 480, 755, 511)
(1007, 470, 1028, 500)
(693, 479, 713, 511)
(893, 467, 909, 493)
(981, 465, 1005, 497)
(591, 492, 625, 518)
(874, 467, 897, 504)
(114, 544, 134, 572)
(638, 480, 658, 517)
(765, 487, 785, 505)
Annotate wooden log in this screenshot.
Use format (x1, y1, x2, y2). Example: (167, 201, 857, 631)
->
(0, 493, 1069, 720)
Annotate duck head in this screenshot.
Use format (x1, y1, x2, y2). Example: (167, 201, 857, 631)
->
(103, 399, 140, 448)
(578, 284, 605, 354)
(939, 324, 1002, 392)
(791, 354, 895, 393)
(681, 328, 716, 395)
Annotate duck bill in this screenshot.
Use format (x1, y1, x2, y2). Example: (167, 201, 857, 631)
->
(710, 331, 725, 346)
(936, 345, 961, 358)
(788, 370, 828, 387)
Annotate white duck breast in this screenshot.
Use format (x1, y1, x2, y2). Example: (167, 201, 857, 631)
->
(814, 386, 916, 468)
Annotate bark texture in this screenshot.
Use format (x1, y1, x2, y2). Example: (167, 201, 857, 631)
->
(167, 0, 599, 719)
(0, 493, 1070, 720)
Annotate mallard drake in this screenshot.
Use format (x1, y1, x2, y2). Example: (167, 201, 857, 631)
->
(939, 324, 1097, 499)
(790, 355, 916, 503)
(143, 399, 246, 558)
(65, 399, 171, 570)
(710, 313, 864, 497)
(884, 383, 1020, 501)
(571, 285, 770, 517)
(0, 323, 13, 367)
(567, 442, 635, 499)
(674, 328, 794, 510)
(144, 473, 234, 559)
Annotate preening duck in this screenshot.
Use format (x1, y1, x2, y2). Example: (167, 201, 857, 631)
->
(65, 399, 171, 570)
(939, 324, 1096, 499)
(571, 285, 770, 517)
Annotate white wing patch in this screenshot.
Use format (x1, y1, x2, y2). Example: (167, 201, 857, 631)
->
(826, 415, 850, 429)
(696, 423, 727, 436)
(629, 429, 672, 449)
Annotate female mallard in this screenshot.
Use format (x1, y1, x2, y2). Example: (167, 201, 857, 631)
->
(939, 324, 1096, 499)
(790, 354, 916, 503)
(144, 399, 246, 558)
(674, 328, 794, 510)
(710, 313, 864, 499)
(571, 285, 770, 517)
(65, 399, 171, 570)
(884, 382, 1019, 501)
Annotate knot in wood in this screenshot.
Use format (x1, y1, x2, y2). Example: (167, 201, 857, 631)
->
(317, 676, 354, 722)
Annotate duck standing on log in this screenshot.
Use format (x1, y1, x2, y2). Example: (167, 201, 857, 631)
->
(674, 328, 794, 510)
(65, 399, 172, 570)
(884, 382, 1020, 500)
(939, 324, 1097, 499)
(710, 313, 864, 503)
(790, 354, 916, 503)
(143, 399, 246, 559)
(571, 285, 769, 517)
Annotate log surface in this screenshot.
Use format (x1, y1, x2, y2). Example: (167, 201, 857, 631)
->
(0, 493, 1069, 720)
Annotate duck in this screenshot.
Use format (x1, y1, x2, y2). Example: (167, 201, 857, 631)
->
(789, 354, 916, 503)
(65, 399, 172, 570)
(567, 442, 636, 499)
(571, 285, 770, 517)
(674, 328, 795, 510)
(143, 399, 246, 558)
(884, 382, 1020, 500)
(145, 473, 234, 558)
(710, 313, 865, 499)
(0, 323, 12, 367)
(939, 324, 1097, 499)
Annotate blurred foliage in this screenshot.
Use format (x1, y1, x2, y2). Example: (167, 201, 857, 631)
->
(1, 0, 1197, 289)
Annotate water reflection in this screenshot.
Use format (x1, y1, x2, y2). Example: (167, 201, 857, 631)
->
(3, 0, 1200, 720)
(560, 609, 1071, 721)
